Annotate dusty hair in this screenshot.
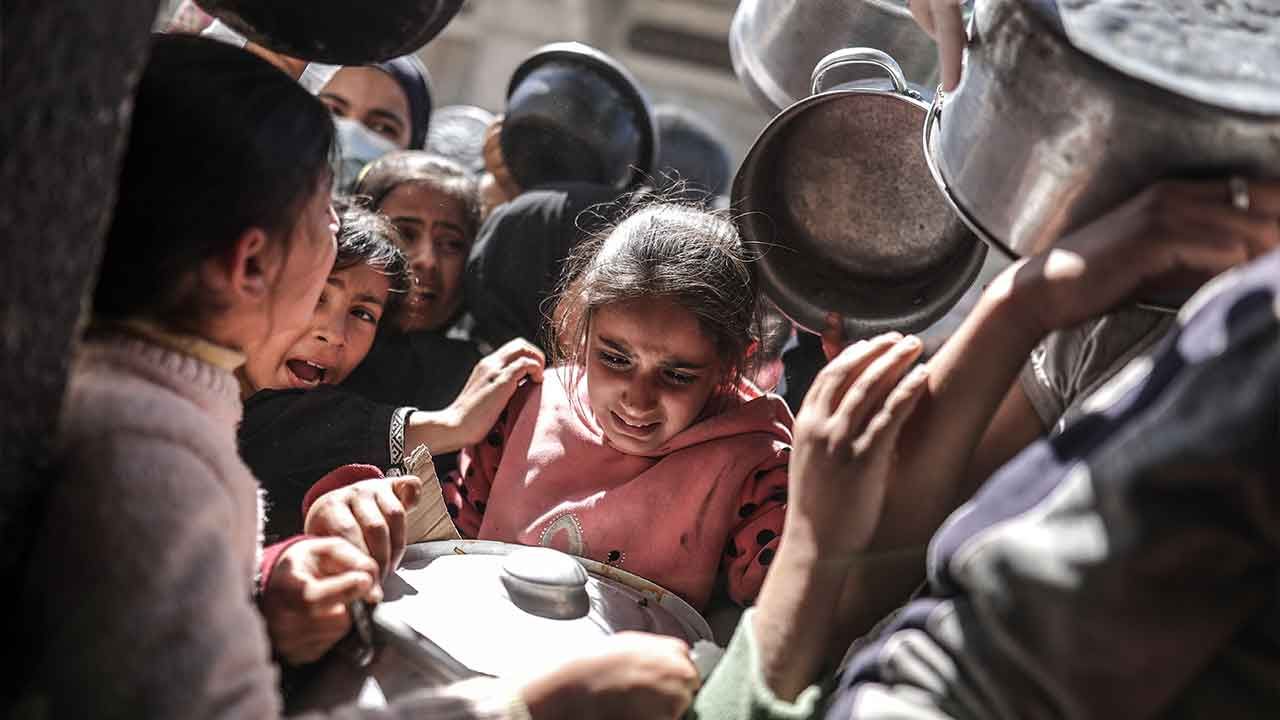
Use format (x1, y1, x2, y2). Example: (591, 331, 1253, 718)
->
(331, 198, 412, 314)
(551, 199, 761, 397)
(353, 150, 481, 241)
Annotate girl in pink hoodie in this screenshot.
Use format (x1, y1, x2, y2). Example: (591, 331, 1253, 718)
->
(443, 202, 793, 610)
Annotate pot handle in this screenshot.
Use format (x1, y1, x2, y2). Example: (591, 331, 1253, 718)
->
(810, 47, 909, 96)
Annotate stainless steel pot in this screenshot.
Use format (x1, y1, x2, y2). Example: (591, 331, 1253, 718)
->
(196, 0, 464, 64)
(290, 540, 714, 712)
(734, 48, 986, 339)
(729, 0, 943, 116)
(924, 0, 1280, 269)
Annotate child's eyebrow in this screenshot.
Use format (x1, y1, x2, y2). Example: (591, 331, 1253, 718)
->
(598, 336, 630, 354)
(391, 216, 424, 228)
(599, 335, 709, 371)
(354, 292, 385, 307)
(326, 275, 346, 289)
(432, 220, 467, 237)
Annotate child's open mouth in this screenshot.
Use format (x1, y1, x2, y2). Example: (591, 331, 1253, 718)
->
(285, 358, 327, 387)
(611, 411, 659, 439)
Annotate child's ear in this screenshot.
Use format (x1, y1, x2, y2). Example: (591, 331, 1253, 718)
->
(225, 227, 272, 303)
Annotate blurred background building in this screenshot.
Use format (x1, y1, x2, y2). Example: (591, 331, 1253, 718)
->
(157, 0, 772, 169)
(419, 0, 766, 168)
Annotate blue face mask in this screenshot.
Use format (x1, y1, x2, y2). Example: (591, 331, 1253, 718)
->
(332, 116, 399, 194)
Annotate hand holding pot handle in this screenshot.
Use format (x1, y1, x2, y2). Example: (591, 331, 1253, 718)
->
(909, 0, 967, 91)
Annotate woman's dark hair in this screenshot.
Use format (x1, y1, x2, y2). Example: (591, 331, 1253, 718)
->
(332, 199, 412, 313)
(552, 199, 762, 397)
(353, 150, 480, 240)
(93, 33, 336, 331)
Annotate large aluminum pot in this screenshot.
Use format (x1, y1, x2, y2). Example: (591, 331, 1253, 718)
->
(734, 48, 986, 340)
(925, 0, 1280, 267)
(729, 0, 943, 116)
(290, 540, 713, 712)
(196, 0, 464, 64)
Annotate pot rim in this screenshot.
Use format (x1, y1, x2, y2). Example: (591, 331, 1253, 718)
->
(733, 82, 985, 336)
(921, 88, 1179, 315)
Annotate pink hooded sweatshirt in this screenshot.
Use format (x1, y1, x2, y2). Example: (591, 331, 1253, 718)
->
(442, 366, 793, 611)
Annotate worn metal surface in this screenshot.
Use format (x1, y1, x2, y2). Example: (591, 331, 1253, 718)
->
(734, 49, 986, 339)
(502, 42, 658, 191)
(291, 540, 712, 711)
(196, 0, 465, 63)
(729, 0, 941, 116)
(1059, 0, 1280, 117)
(928, 0, 1280, 265)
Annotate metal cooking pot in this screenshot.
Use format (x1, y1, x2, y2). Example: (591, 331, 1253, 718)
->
(729, 0, 945, 116)
(291, 540, 713, 711)
(924, 0, 1280, 269)
(196, 0, 464, 64)
(426, 105, 496, 176)
(734, 48, 986, 339)
(502, 42, 657, 191)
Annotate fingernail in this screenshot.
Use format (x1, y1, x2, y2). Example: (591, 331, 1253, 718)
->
(901, 335, 921, 349)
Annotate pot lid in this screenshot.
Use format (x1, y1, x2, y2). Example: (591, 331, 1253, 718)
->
(504, 42, 658, 188)
(1036, 0, 1280, 116)
(733, 49, 985, 338)
(195, 0, 464, 64)
(377, 540, 712, 678)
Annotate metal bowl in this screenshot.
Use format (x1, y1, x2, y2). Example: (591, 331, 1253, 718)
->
(734, 48, 986, 339)
(502, 42, 657, 191)
(195, 0, 464, 64)
(426, 105, 495, 176)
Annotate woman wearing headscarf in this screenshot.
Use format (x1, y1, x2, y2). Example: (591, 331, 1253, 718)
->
(319, 55, 433, 191)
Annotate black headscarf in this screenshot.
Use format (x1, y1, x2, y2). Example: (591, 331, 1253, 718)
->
(373, 55, 432, 150)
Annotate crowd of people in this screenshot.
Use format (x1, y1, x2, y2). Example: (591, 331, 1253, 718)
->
(13, 1, 1280, 718)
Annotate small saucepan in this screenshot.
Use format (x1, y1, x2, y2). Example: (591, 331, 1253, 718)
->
(734, 47, 986, 339)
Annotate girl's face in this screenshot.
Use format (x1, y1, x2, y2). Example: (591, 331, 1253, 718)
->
(319, 66, 412, 149)
(242, 262, 391, 392)
(586, 297, 724, 454)
(378, 183, 470, 332)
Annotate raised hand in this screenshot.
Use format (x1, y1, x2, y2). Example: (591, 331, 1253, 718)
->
(789, 333, 929, 557)
(304, 474, 423, 578)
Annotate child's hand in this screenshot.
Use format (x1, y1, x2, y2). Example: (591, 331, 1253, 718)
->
(446, 338, 545, 446)
(261, 537, 382, 665)
(788, 333, 928, 558)
(304, 475, 422, 578)
(520, 632, 700, 720)
(1019, 178, 1280, 335)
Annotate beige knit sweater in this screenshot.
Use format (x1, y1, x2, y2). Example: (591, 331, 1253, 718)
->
(20, 331, 528, 720)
